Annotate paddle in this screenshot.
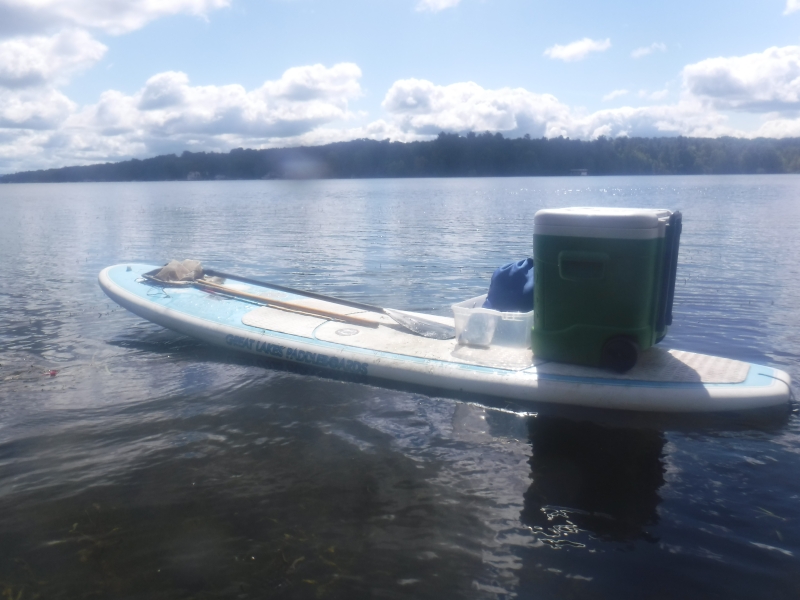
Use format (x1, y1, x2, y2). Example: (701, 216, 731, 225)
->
(195, 279, 379, 328)
(203, 269, 456, 340)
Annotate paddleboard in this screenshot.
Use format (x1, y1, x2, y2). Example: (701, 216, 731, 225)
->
(99, 264, 792, 413)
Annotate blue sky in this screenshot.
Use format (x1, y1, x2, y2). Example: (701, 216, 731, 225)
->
(2, 0, 800, 172)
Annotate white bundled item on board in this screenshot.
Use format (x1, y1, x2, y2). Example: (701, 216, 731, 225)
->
(155, 259, 203, 282)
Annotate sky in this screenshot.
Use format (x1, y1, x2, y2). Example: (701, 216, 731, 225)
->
(2, 0, 800, 173)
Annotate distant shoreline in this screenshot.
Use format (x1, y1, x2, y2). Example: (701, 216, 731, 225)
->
(3, 133, 799, 183)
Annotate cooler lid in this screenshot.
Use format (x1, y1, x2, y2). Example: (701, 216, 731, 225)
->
(534, 207, 672, 239)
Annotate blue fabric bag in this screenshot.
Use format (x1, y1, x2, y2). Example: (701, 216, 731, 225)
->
(483, 258, 534, 312)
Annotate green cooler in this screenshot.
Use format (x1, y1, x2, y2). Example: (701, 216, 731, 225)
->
(532, 207, 682, 371)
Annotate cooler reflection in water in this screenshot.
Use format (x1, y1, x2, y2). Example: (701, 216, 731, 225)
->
(521, 417, 666, 544)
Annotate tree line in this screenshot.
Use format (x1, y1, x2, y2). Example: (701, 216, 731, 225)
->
(3, 133, 800, 183)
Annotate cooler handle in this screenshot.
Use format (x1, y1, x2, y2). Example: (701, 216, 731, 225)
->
(558, 251, 608, 282)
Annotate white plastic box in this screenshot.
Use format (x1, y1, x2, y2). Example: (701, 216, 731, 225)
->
(451, 294, 533, 348)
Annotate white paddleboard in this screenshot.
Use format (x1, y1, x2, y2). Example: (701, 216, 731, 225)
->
(99, 264, 792, 413)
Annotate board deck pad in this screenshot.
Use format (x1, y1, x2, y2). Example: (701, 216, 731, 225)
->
(536, 348, 751, 384)
(314, 318, 535, 370)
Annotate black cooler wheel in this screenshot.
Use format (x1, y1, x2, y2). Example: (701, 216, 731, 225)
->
(601, 337, 640, 373)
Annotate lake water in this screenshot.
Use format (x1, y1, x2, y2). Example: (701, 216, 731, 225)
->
(0, 176, 798, 599)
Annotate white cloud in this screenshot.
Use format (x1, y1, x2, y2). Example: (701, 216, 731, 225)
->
(0, 63, 365, 171)
(683, 45, 800, 111)
(631, 42, 666, 59)
(753, 111, 800, 136)
(382, 78, 573, 137)
(567, 101, 736, 139)
(0, 116, 425, 174)
(381, 77, 733, 140)
(0, 0, 230, 37)
(0, 86, 74, 129)
(785, 0, 800, 15)
(260, 63, 363, 102)
(90, 63, 362, 139)
(603, 89, 629, 101)
(415, 0, 462, 12)
(0, 29, 105, 88)
(544, 38, 611, 62)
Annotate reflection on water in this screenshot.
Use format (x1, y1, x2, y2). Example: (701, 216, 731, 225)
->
(1, 177, 799, 599)
(522, 418, 665, 545)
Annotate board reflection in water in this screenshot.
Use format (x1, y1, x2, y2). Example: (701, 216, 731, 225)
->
(521, 417, 666, 544)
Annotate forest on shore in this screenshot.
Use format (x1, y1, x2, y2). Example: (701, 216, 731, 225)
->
(3, 133, 800, 183)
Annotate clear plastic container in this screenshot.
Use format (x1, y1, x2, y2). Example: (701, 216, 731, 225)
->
(451, 295, 533, 348)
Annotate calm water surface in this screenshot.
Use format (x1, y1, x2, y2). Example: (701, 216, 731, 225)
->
(0, 176, 798, 599)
